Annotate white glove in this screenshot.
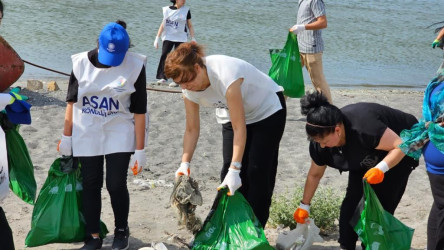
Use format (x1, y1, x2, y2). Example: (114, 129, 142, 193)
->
(175, 162, 190, 178)
(57, 135, 72, 156)
(290, 24, 306, 35)
(217, 168, 242, 196)
(191, 37, 197, 43)
(129, 149, 146, 176)
(154, 36, 160, 49)
(0, 94, 13, 110)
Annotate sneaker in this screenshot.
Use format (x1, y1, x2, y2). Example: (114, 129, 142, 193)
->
(156, 79, 167, 85)
(80, 236, 102, 250)
(112, 227, 129, 250)
(168, 82, 179, 87)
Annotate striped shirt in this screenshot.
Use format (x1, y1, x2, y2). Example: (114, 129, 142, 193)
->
(297, 0, 326, 53)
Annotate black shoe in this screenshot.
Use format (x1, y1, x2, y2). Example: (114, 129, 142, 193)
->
(80, 236, 102, 250)
(339, 244, 355, 250)
(112, 227, 130, 250)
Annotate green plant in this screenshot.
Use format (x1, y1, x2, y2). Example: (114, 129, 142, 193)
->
(268, 186, 343, 232)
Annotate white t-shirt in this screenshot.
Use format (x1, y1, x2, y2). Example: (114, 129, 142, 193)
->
(183, 55, 284, 124)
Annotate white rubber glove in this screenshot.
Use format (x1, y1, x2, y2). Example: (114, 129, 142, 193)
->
(175, 162, 190, 178)
(129, 149, 146, 176)
(191, 37, 197, 43)
(290, 24, 306, 35)
(217, 168, 242, 196)
(154, 36, 160, 49)
(57, 135, 72, 156)
(0, 94, 14, 110)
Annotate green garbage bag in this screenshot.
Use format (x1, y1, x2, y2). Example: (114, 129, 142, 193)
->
(192, 189, 273, 250)
(5, 123, 36, 205)
(268, 32, 305, 98)
(25, 157, 108, 247)
(351, 181, 414, 250)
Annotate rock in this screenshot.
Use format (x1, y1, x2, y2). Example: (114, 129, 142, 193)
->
(47, 81, 59, 91)
(26, 79, 43, 91)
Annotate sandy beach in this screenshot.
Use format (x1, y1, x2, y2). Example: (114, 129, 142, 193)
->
(3, 80, 430, 250)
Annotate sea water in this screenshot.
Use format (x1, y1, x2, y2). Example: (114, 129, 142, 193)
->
(1, 0, 443, 89)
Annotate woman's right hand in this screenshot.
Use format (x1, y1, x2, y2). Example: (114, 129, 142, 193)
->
(153, 36, 160, 49)
(175, 162, 190, 178)
(432, 39, 440, 49)
(293, 202, 310, 224)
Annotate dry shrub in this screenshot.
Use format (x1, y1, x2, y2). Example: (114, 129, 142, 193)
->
(268, 186, 343, 232)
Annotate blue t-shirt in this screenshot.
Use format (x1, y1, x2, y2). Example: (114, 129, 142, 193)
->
(424, 82, 444, 174)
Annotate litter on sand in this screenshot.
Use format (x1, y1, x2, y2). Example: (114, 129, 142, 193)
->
(170, 175, 203, 234)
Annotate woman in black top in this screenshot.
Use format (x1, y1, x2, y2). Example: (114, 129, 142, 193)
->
(293, 91, 418, 249)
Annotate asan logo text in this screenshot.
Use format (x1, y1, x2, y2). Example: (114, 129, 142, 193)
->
(82, 96, 120, 117)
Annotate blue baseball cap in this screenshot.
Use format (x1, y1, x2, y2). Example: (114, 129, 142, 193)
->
(98, 22, 130, 66)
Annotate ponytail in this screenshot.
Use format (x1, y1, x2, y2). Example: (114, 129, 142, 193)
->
(164, 42, 205, 82)
(300, 91, 343, 139)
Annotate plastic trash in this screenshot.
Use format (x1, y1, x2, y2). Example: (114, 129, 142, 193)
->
(276, 218, 323, 250)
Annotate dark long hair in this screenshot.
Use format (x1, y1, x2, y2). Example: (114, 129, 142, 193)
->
(300, 91, 343, 139)
(0, 0, 4, 17)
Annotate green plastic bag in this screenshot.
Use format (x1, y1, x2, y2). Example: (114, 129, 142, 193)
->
(192, 189, 273, 250)
(25, 157, 108, 247)
(5, 124, 36, 205)
(352, 181, 414, 250)
(268, 32, 305, 98)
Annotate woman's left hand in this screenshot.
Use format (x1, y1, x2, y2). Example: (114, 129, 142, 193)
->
(217, 168, 242, 196)
(129, 150, 146, 175)
(363, 167, 384, 184)
(363, 161, 389, 184)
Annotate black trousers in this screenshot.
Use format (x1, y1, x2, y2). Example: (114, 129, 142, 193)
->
(427, 172, 444, 250)
(221, 92, 286, 228)
(156, 40, 183, 80)
(0, 207, 14, 250)
(338, 164, 414, 249)
(79, 152, 131, 235)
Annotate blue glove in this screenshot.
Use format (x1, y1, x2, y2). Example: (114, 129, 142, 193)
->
(5, 90, 32, 124)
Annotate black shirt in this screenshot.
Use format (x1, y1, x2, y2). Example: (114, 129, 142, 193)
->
(66, 49, 147, 114)
(309, 103, 419, 173)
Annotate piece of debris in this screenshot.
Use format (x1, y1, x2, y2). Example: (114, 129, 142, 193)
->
(170, 175, 203, 234)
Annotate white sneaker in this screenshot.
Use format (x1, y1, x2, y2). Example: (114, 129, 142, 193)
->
(169, 82, 179, 87)
(156, 79, 167, 85)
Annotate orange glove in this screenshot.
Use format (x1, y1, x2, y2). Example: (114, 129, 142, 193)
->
(363, 161, 389, 184)
(293, 202, 310, 224)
